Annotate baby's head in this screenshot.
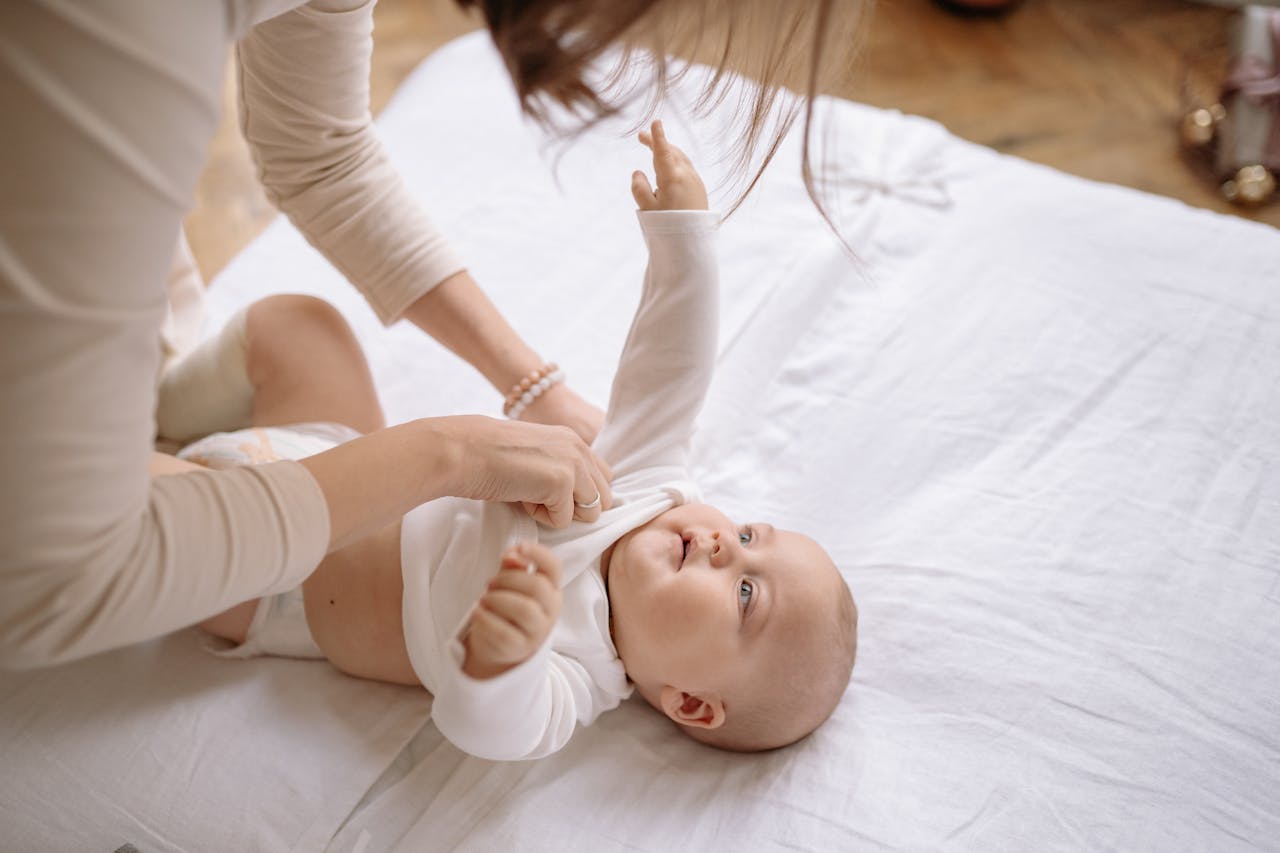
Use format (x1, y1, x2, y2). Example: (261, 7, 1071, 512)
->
(603, 503, 857, 752)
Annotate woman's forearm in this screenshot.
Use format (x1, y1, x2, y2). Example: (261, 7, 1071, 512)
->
(402, 269, 543, 394)
(300, 414, 611, 552)
(299, 419, 457, 551)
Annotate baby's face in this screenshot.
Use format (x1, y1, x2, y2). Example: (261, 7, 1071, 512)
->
(604, 502, 840, 702)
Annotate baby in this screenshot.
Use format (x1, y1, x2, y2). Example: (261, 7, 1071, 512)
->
(189, 123, 858, 759)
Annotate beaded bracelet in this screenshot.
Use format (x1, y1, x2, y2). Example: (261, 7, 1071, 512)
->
(502, 363, 557, 414)
(503, 363, 565, 420)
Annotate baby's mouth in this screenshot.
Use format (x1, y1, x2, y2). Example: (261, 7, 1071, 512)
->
(680, 535, 691, 569)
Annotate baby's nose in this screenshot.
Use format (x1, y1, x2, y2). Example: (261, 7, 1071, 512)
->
(708, 531, 731, 568)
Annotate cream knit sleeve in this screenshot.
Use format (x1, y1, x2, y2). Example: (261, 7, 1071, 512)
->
(237, 0, 466, 325)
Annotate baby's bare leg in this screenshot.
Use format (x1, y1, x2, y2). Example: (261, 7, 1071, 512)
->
(244, 294, 386, 434)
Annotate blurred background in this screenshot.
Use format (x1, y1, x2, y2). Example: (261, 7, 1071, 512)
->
(186, 0, 1265, 282)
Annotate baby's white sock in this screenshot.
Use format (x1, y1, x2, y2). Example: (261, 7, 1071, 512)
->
(156, 307, 255, 443)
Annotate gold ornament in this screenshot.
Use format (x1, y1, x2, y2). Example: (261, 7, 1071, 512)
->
(1221, 165, 1277, 206)
(1181, 107, 1220, 148)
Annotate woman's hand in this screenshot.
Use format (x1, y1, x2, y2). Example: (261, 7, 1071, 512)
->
(631, 120, 709, 212)
(434, 415, 611, 528)
(462, 543, 563, 680)
(516, 381, 604, 445)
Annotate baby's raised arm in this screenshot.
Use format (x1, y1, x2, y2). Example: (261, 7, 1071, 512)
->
(592, 123, 720, 479)
(434, 128, 719, 760)
(630, 120, 709, 212)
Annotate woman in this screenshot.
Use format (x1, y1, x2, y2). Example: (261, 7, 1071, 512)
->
(0, 0, 861, 669)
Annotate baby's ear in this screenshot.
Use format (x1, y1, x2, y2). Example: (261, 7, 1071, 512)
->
(659, 685, 726, 730)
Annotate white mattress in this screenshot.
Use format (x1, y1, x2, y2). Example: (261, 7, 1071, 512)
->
(4, 30, 1280, 853)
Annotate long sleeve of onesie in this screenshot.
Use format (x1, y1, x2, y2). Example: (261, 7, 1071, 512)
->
(425, 209, 720, 761)
(592, 210, 722, 477)
(237, 0, 466, 325)
(431, 641, 613, 761)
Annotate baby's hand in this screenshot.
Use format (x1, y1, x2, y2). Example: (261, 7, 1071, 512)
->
(631, 120, 709, 212)
(461, 542, 563, 680)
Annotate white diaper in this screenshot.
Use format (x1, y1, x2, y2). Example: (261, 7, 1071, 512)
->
(214, 586, 325, 660)
(177, 421, 362, 469)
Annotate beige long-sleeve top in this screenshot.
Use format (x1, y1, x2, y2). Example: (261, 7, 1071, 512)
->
(0, 0, 465, 668)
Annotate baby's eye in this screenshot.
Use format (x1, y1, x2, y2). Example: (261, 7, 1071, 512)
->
(738, 579, 754, 610)
(739, 527, 753, 546)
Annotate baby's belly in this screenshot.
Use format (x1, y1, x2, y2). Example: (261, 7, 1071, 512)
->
(302, 520, 422, 688)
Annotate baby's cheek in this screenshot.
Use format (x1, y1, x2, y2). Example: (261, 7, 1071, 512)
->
(654, 580, 713, 630)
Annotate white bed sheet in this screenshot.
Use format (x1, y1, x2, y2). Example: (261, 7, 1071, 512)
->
(5, 29, 1280, 853)
(0, 629, 430, 851)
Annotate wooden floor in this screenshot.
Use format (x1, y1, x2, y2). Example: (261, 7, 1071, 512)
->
(186, 0, 1271, 281)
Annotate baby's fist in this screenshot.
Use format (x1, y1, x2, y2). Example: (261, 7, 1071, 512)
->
(462, 542, 563, 680)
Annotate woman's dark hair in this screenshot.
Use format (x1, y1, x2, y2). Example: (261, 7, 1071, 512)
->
(455, 0, 871, 231)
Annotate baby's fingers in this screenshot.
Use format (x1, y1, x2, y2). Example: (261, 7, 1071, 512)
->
(648, 125, 694, 176)
(502, 541, 563, 584)
(478, 588, 546, 638)
(648, 120, 669, 153)
(494, 546, 563, 617)
(468, 606, 526, 660)
(631, 170, 658, 210)
(640, 121, 682, 166)
(640, 118, 673, 149)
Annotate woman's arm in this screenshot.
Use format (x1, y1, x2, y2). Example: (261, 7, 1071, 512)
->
(238, 0, 603, 442)
(298, 415, 607, 551)
(238, 0, 461, 325)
